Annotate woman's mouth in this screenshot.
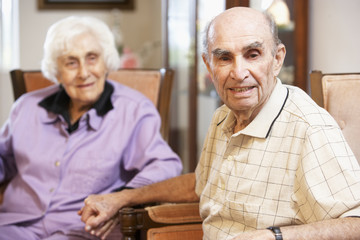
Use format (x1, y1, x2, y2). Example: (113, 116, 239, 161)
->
(77, 82, 95, 88)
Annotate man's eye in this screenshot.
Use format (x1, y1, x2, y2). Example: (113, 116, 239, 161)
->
(218, 55, 231, 62)
(247, 50, 260, 59)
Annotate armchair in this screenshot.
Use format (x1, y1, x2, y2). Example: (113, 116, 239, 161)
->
(310, 70, 360, 163)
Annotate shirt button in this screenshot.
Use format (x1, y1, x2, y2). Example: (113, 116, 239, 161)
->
(228, 156, 234, 161)
(55, 161, 60, 167)
(49, 188, 54, 193)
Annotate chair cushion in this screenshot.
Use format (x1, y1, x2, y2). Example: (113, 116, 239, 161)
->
(322, 74, 360, 162)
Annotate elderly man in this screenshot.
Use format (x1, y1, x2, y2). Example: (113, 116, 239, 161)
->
(81, 7, 360, 240)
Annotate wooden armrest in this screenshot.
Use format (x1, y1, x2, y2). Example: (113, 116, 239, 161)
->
(120, 202, 201, 240)
(145, 202, 201, 224)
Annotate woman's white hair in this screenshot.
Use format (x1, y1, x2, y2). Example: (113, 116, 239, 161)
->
(41, 16, 121, 82)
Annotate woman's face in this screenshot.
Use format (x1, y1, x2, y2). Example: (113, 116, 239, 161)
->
(56, 33, 108, 109)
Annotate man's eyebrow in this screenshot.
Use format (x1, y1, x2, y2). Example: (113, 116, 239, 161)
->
(243, 41, 264, 51)
(212, 48, 231, 57)
(211, 41, 264, 57)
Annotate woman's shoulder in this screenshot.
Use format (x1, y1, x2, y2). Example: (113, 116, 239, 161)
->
(16, 84, 60, 103)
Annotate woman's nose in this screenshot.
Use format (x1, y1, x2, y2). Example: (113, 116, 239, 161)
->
(78, 64, 90, 80)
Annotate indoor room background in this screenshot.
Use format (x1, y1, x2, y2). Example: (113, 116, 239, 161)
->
(1, 0, 360, 173)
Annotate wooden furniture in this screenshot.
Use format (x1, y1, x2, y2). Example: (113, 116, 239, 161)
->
(310, 70, 360, 163)
(10, 68, 174, 142)
(120, 202, 202, 240)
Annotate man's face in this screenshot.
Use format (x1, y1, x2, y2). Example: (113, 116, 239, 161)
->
(203, 8, 285, 119)
(56, 33, 108, 109)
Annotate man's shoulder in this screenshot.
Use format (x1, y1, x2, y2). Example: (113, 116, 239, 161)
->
(213, 104, 231, 124)
(283, 85, 338, 127)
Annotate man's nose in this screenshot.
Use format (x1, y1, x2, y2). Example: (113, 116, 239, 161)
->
(230, 57, 250, 81)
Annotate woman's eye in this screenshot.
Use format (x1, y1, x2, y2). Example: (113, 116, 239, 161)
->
(87, 54, 98, 63)
(66, 61, 77, 67)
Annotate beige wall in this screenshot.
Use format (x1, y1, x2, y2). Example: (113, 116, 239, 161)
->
(309, 0, 360, 73)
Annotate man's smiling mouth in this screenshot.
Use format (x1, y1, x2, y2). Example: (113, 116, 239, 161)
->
(230, 86, 255, 92)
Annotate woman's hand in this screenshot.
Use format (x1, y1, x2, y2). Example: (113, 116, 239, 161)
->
(78, 192, 128, 239)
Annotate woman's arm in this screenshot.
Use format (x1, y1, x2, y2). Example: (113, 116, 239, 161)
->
(79, 173, 199, 238)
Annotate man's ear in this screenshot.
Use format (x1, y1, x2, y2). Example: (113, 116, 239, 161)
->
(202, 53, 214, 81)
(273, 43, 286, 77)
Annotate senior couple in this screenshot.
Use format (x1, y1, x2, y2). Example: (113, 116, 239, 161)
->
(1, 6, 359, 240)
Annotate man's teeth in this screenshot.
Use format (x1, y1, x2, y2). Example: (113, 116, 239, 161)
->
(232, 87, 252, 92)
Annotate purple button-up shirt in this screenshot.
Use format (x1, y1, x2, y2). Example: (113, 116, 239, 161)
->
(0, 80, 182, 230)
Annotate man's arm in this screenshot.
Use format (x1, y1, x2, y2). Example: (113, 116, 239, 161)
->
(79, 173, 199, 238)
(282, 217, 360, 240)
(232, 217, 360, 240)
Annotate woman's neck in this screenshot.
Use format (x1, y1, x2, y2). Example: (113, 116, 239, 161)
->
(69, 101, 91, 124)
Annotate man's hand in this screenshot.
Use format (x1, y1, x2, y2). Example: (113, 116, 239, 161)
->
(78, 192, 128, 239)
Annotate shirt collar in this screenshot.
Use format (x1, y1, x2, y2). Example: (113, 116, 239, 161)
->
(221, 78, 289, 139)
(39, 81, 114, 130)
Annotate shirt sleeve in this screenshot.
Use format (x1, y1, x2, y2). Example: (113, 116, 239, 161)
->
(294, 124, 360, 223)
(120, 100, 182, 188)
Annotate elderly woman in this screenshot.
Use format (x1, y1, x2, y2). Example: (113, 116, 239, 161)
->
(0, 16, 182, 239)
